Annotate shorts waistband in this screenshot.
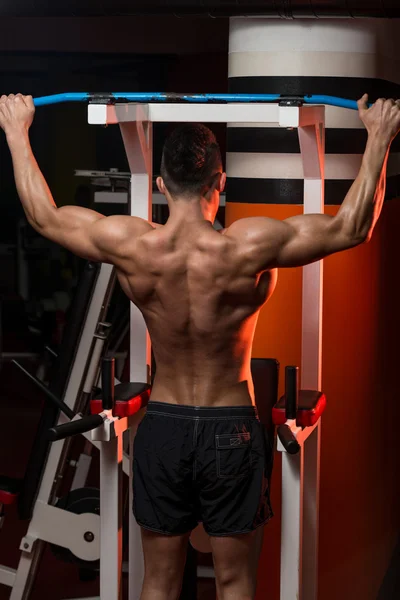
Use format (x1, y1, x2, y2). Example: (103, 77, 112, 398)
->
(147, 401, 258, 420)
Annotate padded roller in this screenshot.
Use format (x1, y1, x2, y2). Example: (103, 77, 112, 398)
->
(91, 382, 151, 417)
(277, 424, 300, 455)
(273, 390, 326, 428)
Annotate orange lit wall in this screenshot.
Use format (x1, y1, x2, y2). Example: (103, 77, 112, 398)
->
(226, 200, 400, 600)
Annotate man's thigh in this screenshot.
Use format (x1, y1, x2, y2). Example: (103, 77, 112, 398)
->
(141, 528, 190, 579)
(210, 527, 265, 597)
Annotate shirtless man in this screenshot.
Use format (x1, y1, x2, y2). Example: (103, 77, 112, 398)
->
(0, 93, 399, 600)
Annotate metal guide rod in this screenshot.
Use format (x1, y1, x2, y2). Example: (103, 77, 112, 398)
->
(285, 366, 299, 420)
(12, 359, 75, 420)
(32, 92, 362, 110)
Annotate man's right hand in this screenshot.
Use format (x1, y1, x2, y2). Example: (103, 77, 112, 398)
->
(358, 93, 400, 143)
(0, 94, 35, 137)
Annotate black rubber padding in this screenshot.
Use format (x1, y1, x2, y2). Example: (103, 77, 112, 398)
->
(285, 366, 298, 420)
(229, 76, 400, 104)
(226, 175, 400, 205)
(275, 389, 324, 411)
(227, 127, 400, 155)
(114, 382, 150, 402)
(101, 357, 115, 410)
(48, 414, 105, 442)
(277, 424, 300, 455)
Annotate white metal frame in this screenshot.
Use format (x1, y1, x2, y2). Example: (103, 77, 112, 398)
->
(88, 100, 326, 600)
(0, 263, 117, 599)
(91, 407, 145, 600)
(0, 257, 149, 600)
(278, 106, 325, 600)
(0, 102, 325, 600)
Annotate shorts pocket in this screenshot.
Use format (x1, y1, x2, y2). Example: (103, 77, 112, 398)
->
(216, 432, 252, 479)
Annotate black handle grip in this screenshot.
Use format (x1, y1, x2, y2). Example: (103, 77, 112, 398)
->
(285, 365, 298, 420)
(277, 424, 300, 455)
(102, 357, 115, 410)
(48, 414, 105, 441)
(12, 360, 75, 420)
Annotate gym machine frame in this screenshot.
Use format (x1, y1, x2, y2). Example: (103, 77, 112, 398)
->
(88, 98, 325, 600)
(0, 262, 117, 598)
(0, 260, 152, 600)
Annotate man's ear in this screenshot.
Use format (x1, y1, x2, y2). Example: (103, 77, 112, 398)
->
(218, 172, 227, 193)
(156, 176, 166, 194)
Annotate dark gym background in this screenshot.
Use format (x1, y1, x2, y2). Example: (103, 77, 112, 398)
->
(0, 15, 229, 600)
(1, 12, 400, 600)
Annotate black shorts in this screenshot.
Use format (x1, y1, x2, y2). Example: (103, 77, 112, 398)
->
(133, 401, 273, 537)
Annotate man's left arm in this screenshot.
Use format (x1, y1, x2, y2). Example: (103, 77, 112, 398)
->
(0, 94, 152, 265)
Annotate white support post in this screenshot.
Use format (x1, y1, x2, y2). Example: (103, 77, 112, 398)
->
(299, 106, 325, 600)
(119, 106, 152, 384)
(119, 105, 152, 600)
(99, 434, 123, 600)
(298, 108, 325, 392)
(278, 106, 325, 600)
(302, 422, 321, 600)
(279, 444, 304, 599)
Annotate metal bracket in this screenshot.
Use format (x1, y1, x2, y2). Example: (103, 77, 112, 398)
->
(279, 95, 305, 107)
(22, 501, 99, 562)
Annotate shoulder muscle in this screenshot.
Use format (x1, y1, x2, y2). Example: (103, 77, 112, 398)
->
(224, 217, 292, 271)
(89, 215, 153, 263)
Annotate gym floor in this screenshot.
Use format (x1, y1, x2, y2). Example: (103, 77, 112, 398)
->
(0, 360, 216, 600)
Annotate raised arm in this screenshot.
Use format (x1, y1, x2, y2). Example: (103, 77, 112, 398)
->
(0, 94, 153, 266)
(227, 94, 400, 270)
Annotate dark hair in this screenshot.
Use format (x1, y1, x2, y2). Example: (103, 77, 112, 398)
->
(160, 124, 222, 197)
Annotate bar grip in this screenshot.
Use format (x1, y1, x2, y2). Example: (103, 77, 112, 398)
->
(277, 424, 300, 455)
(102, 357, 115, 410)
(32, 92, 362, 111)
(285, 365, 298, 420)
(48, 414, 105, 441)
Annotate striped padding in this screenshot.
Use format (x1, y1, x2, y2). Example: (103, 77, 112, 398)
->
(227, 128, 400, 155)
(227, 75, 400, 205)
(226, 152, 400, 181)
(227, 18, 400, 206)
(226, 176, 400, 205)
(229, 76, 400, 102)
(228, 51, 400, 85)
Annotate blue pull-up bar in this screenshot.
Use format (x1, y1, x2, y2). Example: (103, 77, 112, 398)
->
(33, 92, 361, 111)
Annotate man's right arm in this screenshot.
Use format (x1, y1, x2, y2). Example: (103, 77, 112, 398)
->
(226, 95, 400, 270)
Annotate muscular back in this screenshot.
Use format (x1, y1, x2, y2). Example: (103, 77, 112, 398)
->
(4, 93, 397, 402)
(117, 220, 277, 406)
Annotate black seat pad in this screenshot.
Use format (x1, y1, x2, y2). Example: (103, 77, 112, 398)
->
(115, 382, 150, 402)
(95, 382, 150, 403)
